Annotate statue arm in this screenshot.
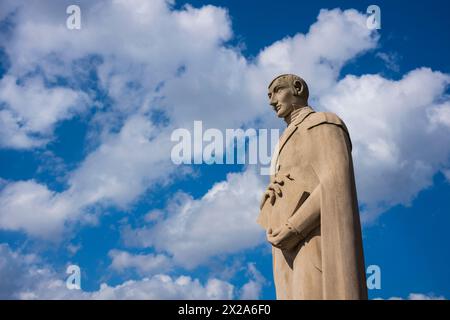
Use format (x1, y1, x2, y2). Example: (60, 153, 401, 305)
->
(287, 121, 352, 239)
(287, 183, 321, 239)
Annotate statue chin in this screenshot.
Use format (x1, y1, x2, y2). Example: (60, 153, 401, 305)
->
(277, 107, 292, 118)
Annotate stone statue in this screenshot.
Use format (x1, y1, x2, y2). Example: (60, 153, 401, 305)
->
(257, 74, 367, 300)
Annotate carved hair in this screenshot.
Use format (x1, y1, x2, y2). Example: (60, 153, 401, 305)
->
(268, 74, 309, 102)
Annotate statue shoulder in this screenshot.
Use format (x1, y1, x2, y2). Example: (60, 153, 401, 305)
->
(304, 111, 349, 134)
(304, 111, 352, 150)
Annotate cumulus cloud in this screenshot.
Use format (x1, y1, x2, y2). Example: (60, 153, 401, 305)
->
(109, 249, 173, 276)
(319, 68, 450, 222)
(0, 115, 177, 238)
(89, 275, 234, 300)
(0, 180, 76, 238)
(0, 243, 256, 300)
(0, 1, 379, 135)
(0, 0, 242, 238)
(66, 115, 176, 209)
(0, 75, 90, 149)
(253, 8, 377, 98)
(1, 0, 237, 128)
(376, 293, 447, 300)
(90, 261, 266, 300)
(406, 293, 446, 300)
(122, 169, 266, 268)
(19, 275, 234, 300)
(22, 273, 234, 300)
(0, 243, 64, 299)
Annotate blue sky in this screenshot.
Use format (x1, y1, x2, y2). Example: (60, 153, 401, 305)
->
(0, 0, 449, 299)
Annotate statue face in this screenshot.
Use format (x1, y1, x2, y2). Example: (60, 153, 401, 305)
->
(268, 79, 296, 118)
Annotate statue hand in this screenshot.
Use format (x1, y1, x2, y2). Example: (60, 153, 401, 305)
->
(267, 222, 300, 250)
(259, 183, 281, 209)
(259, 174, 294, 209)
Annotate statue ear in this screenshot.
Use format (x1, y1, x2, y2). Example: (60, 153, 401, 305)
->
(293, 79, 304, 96)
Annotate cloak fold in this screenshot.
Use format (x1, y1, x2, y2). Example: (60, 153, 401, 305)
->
(307, 121, 367, 299)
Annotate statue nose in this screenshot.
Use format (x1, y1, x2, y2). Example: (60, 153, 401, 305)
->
(270, 100, 277, 108)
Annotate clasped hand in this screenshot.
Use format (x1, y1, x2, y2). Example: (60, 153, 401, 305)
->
(266, 222, 300, 250)
(259, 173, 293, 209)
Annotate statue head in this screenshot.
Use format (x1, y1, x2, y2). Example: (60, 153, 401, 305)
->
(268, 74, 309, 118)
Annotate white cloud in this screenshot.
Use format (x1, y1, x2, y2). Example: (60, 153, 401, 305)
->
(0, 243, 245, 300)
(0, 75, 90, 149)
(239, 263, 266, 300)
(428, 102, 450, 128)
(254, 8, 377, 97)
(66, 115, 175, 209)
(18, 274, 235, 300)
(376, 293, 447, 300)
(1, 0, 236, 127)
(0, 115, 177, 238)
(67, 243, 82, 255)
(1, 2, 378, 134)
(406, 293, 446, 300)
(376, 52, 400, 72)
(0, 180, 76, 238)
(442, 169, 450, 182)
(92, 261, 264, 300)
(109, 249, 172, 276)
(122, 169, 266, 269)
(22, 273, 235, 300)
(319, 68, 450, 222)
(0, 243, 68, 299)
(88, 275, 234, 300)
(0, 0, 243, 238)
